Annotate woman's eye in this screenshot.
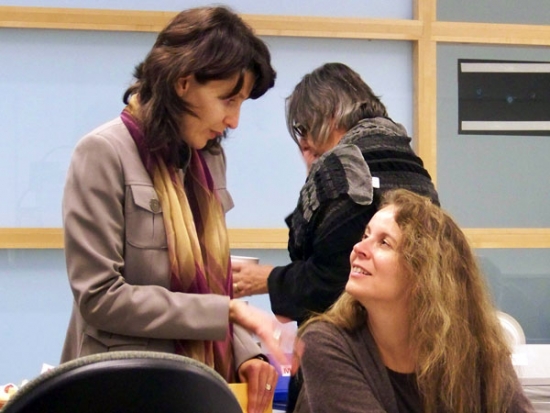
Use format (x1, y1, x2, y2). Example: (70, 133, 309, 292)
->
(361, 233, 369, 240)
(381, 239, 392, 248)
(223, 97, 237, 106)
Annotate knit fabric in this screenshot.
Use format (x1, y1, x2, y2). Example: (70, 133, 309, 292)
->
(285, 116, 439, 283)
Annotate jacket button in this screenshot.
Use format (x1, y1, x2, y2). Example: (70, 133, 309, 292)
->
(150, 198, 161, 213)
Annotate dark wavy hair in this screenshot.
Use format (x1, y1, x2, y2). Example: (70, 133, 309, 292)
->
(123, 6, 276, 164)
(286, 62, 387, 147)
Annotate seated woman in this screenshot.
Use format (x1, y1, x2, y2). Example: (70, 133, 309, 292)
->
(295, 189, 533, 413)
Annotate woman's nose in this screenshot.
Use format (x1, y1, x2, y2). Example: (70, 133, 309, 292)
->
(224, 107, 240, 129)
(353, 238, 371, 258)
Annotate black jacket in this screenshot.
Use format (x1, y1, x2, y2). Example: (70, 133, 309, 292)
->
(268, 117, 439, 324)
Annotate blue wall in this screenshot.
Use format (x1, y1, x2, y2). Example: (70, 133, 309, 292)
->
(0, 33, 413, 229)
(0, 0, 412, 18)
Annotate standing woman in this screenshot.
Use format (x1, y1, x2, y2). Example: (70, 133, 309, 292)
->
(232, 62, 439, 411)
(296, 189, 533, 413)
(61, 7, 278, 413)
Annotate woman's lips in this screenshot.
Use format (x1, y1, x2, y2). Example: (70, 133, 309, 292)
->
(351, 266, 372, 276)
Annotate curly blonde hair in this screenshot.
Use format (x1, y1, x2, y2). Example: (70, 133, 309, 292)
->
(301, 189, 529, 413)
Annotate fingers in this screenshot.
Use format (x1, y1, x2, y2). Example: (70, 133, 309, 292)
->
(258, 367, 278, 413)
(231, 279, 248, 298)
(231, 263, 271, 297)
(255, 326, 291, 369)
(232, 279, 250, 298)
(232, 263, 251, 298)
(232, 264, 247, 298)
(249, 369, 277, 413)
(233, 281, 246, 298)
(275, 315, 293, 324)
(231, 261, 243, 273)
(239, 359, 278, 413)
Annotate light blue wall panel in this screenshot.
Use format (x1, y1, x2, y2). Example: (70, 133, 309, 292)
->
(479, 249, 550, 345)
(437, 43, 550, 228)
(0, 250, 71, 384)
(0, 28, 156, 227)
(438, 0, 550, 25)
(437, 42, 550, 347)
(0, 0, 413, 19)
(0, 28, 413, 228)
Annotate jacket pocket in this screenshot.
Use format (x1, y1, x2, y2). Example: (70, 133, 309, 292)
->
(126, 184, 167, 249)
(81, 328, 149, 355)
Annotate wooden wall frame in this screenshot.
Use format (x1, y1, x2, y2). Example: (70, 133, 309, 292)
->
(1, 1, 549, 249)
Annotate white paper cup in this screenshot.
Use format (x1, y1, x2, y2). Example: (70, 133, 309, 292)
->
(230, 255, 260, 264)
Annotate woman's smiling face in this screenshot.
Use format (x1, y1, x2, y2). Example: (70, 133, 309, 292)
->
(346, 205, 410, 308)
(176, 70, 254, 149)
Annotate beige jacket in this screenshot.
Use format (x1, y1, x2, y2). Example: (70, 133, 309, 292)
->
(61, 117, 259, 370)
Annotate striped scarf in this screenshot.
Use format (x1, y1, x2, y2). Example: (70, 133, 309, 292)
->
(121, 99, 235, 382)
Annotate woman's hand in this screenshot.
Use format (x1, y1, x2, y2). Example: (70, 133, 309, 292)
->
(238, 358, 278, 413)
(229, 300, 291, 367)
(232, 263, 273, 298)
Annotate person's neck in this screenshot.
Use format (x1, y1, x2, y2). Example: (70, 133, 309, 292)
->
(367, 305, 415, 374)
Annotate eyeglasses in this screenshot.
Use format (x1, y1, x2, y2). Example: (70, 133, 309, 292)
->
(293, 123, 307, 138)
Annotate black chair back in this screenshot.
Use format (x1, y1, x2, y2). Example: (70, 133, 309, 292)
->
(3, 351, 242, 413)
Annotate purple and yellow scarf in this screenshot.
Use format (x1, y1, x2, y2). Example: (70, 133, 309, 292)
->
(121, 98, 234, 382)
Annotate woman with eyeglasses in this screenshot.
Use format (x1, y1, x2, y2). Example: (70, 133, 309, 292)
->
(231, 62, 439, 412)
(61, 7, 280, 413)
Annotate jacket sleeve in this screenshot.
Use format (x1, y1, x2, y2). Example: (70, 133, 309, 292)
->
(268, 198, 374, 323)
(232, 325, 265, 369)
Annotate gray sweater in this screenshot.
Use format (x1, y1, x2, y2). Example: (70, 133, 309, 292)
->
(296, 321, 400, 413)
(295, 321, 533, 413)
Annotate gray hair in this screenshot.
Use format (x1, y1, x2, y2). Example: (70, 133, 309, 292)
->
(285, 62, 388, 147)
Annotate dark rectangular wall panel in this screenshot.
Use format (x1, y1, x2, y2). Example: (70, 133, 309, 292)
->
(458, 59, 550, 135)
